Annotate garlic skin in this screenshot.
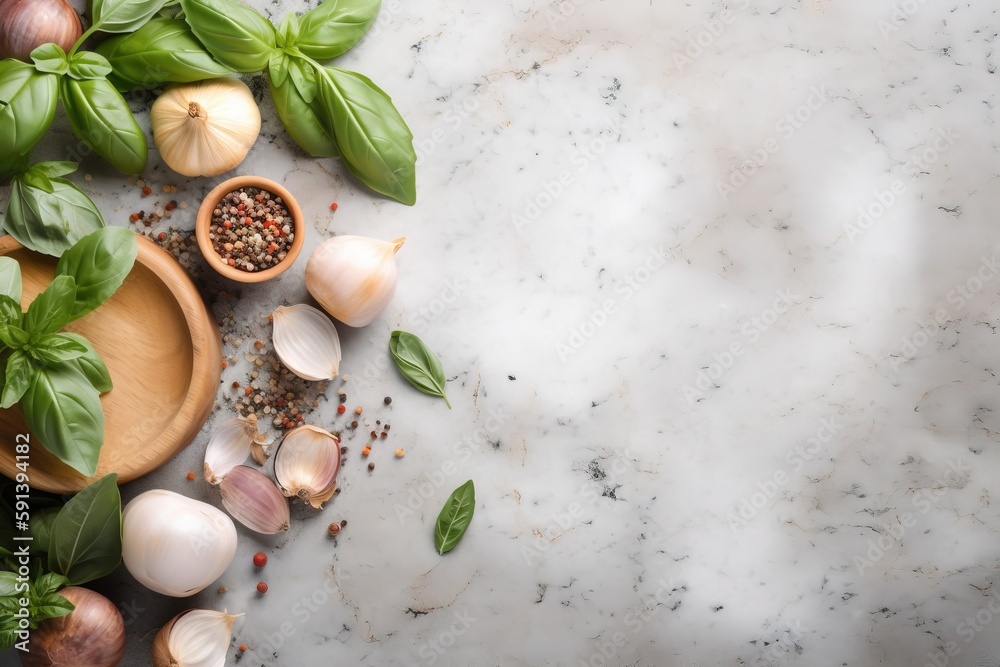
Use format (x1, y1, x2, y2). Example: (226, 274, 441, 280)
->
(272, 304, 341, 381)
(0, 0, 82, 62)
(274, 425, 341, 509)
(123, 490, 238, 597)
(220, 465, 290, 534)
(151, 78, 261, 177)
(153, 609, 242, 667)
(204, 414, 272, 484)
(306, 236, 405, 327)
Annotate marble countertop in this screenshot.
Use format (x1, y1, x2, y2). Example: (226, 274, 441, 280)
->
(4, 0, 1000, 665)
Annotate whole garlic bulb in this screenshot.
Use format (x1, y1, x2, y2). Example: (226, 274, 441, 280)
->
(0, 0, 82, 62)
(152, 609, 242, 667)
(122, 490, 238, 597)
(306, 235, 405, 327)
(151, 78, 261, 177)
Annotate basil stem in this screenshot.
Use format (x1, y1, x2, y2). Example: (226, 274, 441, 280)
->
(434, 480, 475, 555)
(389, 330, 451, 407)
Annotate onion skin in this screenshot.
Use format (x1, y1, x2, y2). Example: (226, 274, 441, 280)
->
(20, 587, 125, 667)
(0, 0, 83, 62)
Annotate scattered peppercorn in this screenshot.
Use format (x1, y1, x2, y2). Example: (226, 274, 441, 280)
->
(218, 586, 228, 594)
(253, 552, 267, 567)
(384, 396, 392, 405)
(395, 448, 405, 458)
(330, 202, 338, 211)
(354, 406, 363, 415)
(186, 471, 195, 481)
(256, 582, 268, 594)
(362, 445, 372, 456)
(341, 519, 347, 527)
(141, 186, 152, 196)
(337, 405, 346, 414)
(350, 420, 358, 429)
(239, 644, 247, 652)
(380, 432, 388, 439)
(328, 522, 340, 536)
(368, 462, 375, 471)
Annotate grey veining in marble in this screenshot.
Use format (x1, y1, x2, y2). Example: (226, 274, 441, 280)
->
(4, 0, 1000, 666)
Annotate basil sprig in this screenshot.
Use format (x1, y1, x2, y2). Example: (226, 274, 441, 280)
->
(389, 330, 451, 407)
(0, 475, 124, 649)
(434, 480, 475, 555)
(180, 0, 417, 204)
(2, 161, 106, 258)
(0, 228, 137, 475)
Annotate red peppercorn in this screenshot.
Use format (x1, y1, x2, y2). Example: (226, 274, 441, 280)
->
(239, 644, 247, 652)
(186, 472, 195, 481)
(141, 187, 152, 196)
(337, 405, 346, 414)
(253, 552, 267, 567)
(256, 582, 268, 594)
(330, 202, 339, 211)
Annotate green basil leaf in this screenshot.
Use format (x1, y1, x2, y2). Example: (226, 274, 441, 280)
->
(0, 61, 59, 159)
(21, 364, 104, 477)
(28, 595, 74, 624)
(48, 474, 121, 584)
(389, 330, 451, 407)
(58, 333, 112, 392)
(288, 55, 317, 103)
(29, 44, 70, 76)
(179, 0, 277, 73)
(277, 12, 300, 47)
(33, 572, 69, 598)
(67, 52, 114, 80)
(28, 162, 78, 179)
(55, 227, 138, 320)
(293, 0, 381, 61)
(91, 0, 170, 33)
(1, 350, 34, 408)
(0, 258, 23, 302)
(0, 295, 21, 330)
(269, 65, 339, 157)
(21, 170, 55, 194)
(0, 571, 17, 596)
(24, 275, 77, 335)
(0, 326, 29, 349)
(31, 333, 89, 364)
(268, 51, 290, 88)
(4, 174, 106, 257)
(95, 18, 232, 91)
(27, 508, 62, 555)
(434, 480, 475, 555)
(318, 67, 416, 205)
(59, 77, 147, 174)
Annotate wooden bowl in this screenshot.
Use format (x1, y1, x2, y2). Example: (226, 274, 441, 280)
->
(195, 176, 305, 283)
(0, 235, 222, 492)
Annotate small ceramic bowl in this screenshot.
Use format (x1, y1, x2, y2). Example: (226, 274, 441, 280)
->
(195, 176, 305, 283)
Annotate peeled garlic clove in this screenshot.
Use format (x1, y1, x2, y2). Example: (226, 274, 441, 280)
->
(204, 414, 272, 484)
(122, 490, 237, 597)
(274, 425, 341, 509)
(305, 235, 405, 327)
(271, 304, 342, 381)
(220, 465, 290, 534)
(153, 609, 243, 667)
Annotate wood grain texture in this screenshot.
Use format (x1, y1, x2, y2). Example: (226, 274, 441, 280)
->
(0, 235, 222, 492)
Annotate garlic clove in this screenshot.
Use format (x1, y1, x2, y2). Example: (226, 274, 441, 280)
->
(220, 465, 290, 534)
(153, 609, 243, 667)
(271, 304, 342, 381)
(274, 425, 341, 509)
(204, 414, 272, 484)
(122, 490, 237, 597)
(305, 235, 405, 327)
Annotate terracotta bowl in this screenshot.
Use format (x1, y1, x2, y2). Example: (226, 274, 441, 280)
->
(195, 176, 305, 283)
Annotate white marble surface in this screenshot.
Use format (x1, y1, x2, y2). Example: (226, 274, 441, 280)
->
(5, 0, 1000, 665)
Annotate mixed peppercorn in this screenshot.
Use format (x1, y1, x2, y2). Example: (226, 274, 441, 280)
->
(208, 187, 294, 273)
